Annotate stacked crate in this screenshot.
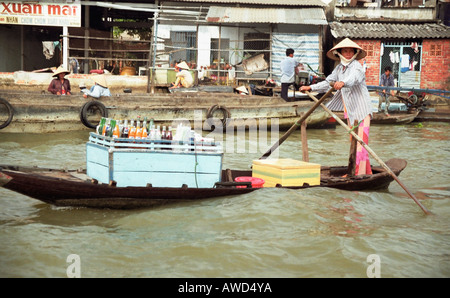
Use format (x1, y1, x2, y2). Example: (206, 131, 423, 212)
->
(86, 132, 223, 188)
(252, 158, 321, 187)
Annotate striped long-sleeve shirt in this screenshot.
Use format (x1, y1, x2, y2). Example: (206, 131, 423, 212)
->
(310, 60, 373, 124)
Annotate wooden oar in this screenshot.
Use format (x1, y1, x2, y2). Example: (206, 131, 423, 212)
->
(259, 87, 335, 160)
(305, 90, 432, 215)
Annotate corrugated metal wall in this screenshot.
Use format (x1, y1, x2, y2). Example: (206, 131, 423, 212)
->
(271, 33, 320, 84)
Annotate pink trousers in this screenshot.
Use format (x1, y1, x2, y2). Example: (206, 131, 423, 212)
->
(344, 106, 372, 176)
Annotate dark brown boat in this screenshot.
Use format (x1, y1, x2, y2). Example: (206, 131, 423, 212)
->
(0, 158, 407, 210)
(334, 111, 419, 125)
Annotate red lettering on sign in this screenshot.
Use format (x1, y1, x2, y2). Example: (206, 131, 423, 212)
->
(0, 2, 42, 15)
(11, 3, 20, 13)
(47, 5, 60, 15)
(22, 4, 32, 14)
(48, 4, 77, 16)
(1, 3, 12, 14)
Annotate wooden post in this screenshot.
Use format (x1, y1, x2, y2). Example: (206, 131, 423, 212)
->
(226, 169, 233, 182)
(218, 25, 221, 86)
(247, 85, 252, 96)
(148, 1, 159, 94)
(62, 26, 69, 69)
(300, 113, 309, 162)
(84, 6, 90, 74)
(347, 120, 358, 176)
(269, 24, 273, 79)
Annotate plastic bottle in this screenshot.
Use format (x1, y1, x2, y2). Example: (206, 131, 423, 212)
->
(161, 125, 167, 140)
(122, 119, 129, 138)
(118, 119, 124, 136)
(148, 118, 154, 132)
(149, 124, 156, 140)
(102, 118, 110, 136)
(135, 118, 142, 139)
(104, 118, 113, 136)
(129, 120, 136, 139)
(166, 126, 173, 140)
(190, 130, 195, 151)
(155, 125, 161, 140)
(112, 120, 120, 138)
(96, 117, 106, 135)
(142, 117, 148, 138)
(108, 119, 116, 138)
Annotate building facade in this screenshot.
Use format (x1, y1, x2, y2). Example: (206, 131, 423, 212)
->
(330, 0, 450, 90)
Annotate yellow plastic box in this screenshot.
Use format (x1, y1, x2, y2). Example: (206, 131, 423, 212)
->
(252, 158, 321, 187)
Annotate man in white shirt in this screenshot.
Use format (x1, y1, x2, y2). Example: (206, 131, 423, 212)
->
(280, 48, 299, 101)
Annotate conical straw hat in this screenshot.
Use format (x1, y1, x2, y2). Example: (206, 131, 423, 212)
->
(91, 75, 108, 88)
(52, 66, 70, 77)
(327, 38, 366, 61)
(176, 61, 190, 70)
(236, 85, 248, 94)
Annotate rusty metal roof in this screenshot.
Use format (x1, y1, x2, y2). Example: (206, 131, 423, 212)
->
(206, 6, 327, 24)
(330, 22, 450, 39)
(169, 0, 327, 6)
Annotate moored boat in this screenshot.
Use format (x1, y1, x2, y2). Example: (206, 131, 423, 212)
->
(0, 158, 407, 210)
(0, 89, 330, 133)
(335, 110, 420, 125)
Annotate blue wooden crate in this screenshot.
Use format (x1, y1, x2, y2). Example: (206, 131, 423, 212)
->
(86, 132, 223, 188)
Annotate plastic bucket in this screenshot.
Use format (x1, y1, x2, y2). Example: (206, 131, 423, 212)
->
(234, 176, 265, 188)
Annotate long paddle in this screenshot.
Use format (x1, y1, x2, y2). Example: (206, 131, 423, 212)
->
(305, 90, 432, 215)
(259, 87, 335, 160)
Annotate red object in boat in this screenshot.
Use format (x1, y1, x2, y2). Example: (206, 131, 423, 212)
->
(235, 176, 265, 188)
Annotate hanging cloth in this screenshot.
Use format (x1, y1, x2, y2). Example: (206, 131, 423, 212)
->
(42, 41, 61, 60)
(401, 54, 410, 73)
(411, 42, 419, 54)
(389, 51, 395, 63)
(42, 41, 55, 59)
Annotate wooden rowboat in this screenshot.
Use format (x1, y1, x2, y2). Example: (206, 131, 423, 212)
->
(0, 158, 407, 209)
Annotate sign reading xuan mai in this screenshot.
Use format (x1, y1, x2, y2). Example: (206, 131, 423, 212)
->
(0, 1, 81, 27)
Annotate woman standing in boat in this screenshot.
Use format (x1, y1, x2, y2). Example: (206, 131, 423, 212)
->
(48, 66, 72, 95)
(300, 38, 373, 176)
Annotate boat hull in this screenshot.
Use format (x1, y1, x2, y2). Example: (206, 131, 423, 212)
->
(334, 111, 419, 125)
(0, 159, 407, 209)
(0, 90, 330, 133)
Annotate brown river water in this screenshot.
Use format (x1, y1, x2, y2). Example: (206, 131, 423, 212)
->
(0, 122, 449, 278)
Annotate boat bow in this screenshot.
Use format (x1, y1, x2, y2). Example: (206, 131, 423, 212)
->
(0, 171, 12, 187)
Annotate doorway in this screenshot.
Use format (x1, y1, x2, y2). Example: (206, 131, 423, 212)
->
(379, 41, 422, 88)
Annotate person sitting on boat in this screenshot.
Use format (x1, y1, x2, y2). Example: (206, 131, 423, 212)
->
(235, 85, 249, 95)
(379, 66, 395, 116)
(82, 75, 111, 98)
(300, 38, 373, 176)
(170, 61, 194, 89)
(48, 66, 72, 95)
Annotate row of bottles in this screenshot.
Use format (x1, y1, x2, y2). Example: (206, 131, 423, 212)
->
(96, 117, 173, 140)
